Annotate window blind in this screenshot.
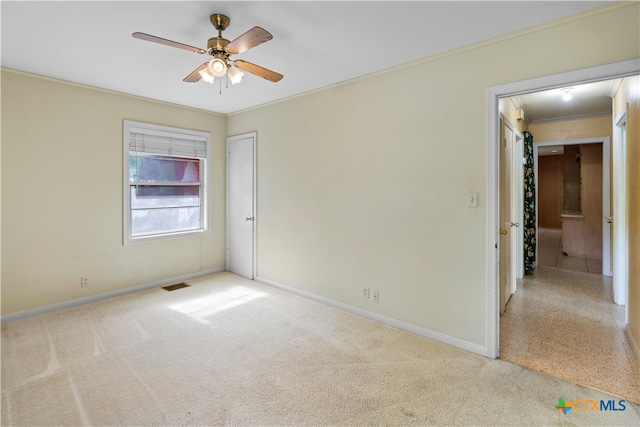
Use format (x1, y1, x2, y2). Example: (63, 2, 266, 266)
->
(128, 127, 207, 159)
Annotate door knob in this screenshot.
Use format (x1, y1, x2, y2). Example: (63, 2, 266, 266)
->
(510, 222, 520, 227)
(500, 229, 508, 235)
(245, 216, 254, 221)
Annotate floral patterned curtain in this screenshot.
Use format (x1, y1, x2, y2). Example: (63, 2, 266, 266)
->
(523, 131, 536, 273)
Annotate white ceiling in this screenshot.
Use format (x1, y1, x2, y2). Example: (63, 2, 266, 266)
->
(1, 1, 613, 115)
(513, 79, 619, 124)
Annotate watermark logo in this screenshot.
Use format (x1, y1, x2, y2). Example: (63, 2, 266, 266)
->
(555, 398, 572, 415)
(555, 397, 626, 415)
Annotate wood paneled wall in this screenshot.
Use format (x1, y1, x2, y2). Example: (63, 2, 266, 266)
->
(561, 144, 603, 259)
(538, 155, 563, 228)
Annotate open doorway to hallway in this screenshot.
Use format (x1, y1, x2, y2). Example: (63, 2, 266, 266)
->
(494, 72, 639, 403)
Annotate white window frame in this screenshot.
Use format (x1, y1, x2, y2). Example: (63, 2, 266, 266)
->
(123, 120, 211, 244)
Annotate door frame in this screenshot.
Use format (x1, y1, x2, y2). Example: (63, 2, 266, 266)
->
(484, 58, 639, 358)
(226, 132, 257, 279)
(533, 137, 611, 276)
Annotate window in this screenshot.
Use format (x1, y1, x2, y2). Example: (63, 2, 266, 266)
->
(123, 121, 210, 244)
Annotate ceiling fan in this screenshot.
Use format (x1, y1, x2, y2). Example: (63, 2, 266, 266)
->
(133, 14, 283, 86)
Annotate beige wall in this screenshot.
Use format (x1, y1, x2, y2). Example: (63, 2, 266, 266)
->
(2, 3, 639, 352)
(613, 75, 640, 355)
(1, 71, 227, 314)
(227, 3, 640, 347)
(528, 115, 612, 142)
(500, 97, 528, 134)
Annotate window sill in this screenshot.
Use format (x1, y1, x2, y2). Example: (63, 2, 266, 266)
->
(124, 228, 208, 245)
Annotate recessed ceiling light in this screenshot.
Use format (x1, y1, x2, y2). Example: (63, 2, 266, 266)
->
(561, 87, 574, 101)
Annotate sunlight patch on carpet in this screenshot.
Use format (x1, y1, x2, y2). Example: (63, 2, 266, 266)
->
(168, 286, 266, 324)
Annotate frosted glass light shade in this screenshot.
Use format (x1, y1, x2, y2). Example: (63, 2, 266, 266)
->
(208, 58, 227, 77)
(227, 65, 244, 85)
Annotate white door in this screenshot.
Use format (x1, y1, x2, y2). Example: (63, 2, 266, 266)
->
(513, 130, 524, 280)
(502, 126, 520, 305)
(498, 118, 515, 314)
(227, 133, 256, 279)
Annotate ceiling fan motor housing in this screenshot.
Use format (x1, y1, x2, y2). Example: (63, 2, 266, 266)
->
(207, 14, 230, 56)
(207, 37, 230, 55)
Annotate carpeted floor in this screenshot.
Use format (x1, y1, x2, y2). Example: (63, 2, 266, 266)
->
(2, 272, 639, 426)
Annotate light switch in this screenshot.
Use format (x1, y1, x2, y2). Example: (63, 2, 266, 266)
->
(467, 192, 478, 208)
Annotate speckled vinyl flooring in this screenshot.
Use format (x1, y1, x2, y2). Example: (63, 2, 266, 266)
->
(500, 265, 640, 403)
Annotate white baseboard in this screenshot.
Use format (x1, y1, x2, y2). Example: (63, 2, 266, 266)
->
(255, 275, 488, 357)
(0, 268, 226, 323)
(625, 324, 640, 362)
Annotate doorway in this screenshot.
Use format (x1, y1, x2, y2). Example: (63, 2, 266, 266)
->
(486, 59, 640, 401)
(534, 138, 610, 275)
(485, 58, 639, 358)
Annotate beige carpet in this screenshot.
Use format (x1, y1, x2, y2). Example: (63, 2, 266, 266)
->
(2, 272, 639, 426)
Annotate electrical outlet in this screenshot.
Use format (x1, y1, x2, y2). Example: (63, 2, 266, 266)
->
(372, 289, 380, 303)
(362, 287, 370, 299)
(81, 276, 90, 288)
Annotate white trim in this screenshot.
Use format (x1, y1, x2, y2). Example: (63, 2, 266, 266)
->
(607, 78, 623, 97)
(528, 111, 611, 125)
(256, 276, 487, 356)
(533, 137, 611, 276)
(0, 268, 225, 323)
(485, 87, 501, 359)
(613, 106, 628, 308)
(226, 132, 257, 279)
(485, 57, 640, 359)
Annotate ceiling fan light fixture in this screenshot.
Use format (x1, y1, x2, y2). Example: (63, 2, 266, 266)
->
(198, 67, 215, 84)
(227, 65, 244, 85)
(208, 57, 227, 77)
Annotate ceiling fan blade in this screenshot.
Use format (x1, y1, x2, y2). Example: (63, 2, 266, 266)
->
(225, 27, 273, 55)
(183, 63, 209, 82)
(132, 32, 207, 54)
(234, 60, 283, 83)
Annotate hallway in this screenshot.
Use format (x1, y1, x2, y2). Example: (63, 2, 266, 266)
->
(500, 247, 639, 402)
